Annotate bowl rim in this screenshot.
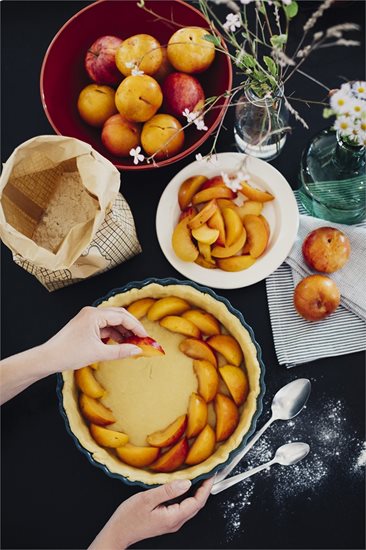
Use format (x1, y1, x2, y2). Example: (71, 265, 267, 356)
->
(40, 0, 233, 171)
(56, 276, 266, 489)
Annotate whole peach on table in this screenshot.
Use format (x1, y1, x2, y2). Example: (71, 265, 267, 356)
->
(115, 75, 163, 122)
(77, 83, 118, 127)
(302, 226, 351, 273)
(141, 114, 184, 159)
(115, 34, 163, 76)
(167, 26, 216, 73)
(162, 72, 205, 120)
(85, 35, 123, 86)
(294, 274, 341, 321)
(101, 114, 141, 157)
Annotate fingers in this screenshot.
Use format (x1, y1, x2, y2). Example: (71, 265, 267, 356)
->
(172, 477, 213, 521)
(143, 480, 192, 510)
(98, 307, 148, 337)
(99, 343, 142, 361)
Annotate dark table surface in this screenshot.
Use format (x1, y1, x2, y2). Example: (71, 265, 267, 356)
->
(1, 1, 365, 549)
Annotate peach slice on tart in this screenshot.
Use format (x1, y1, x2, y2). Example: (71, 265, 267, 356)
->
(147, 296, 191, 321)
(147, 414, 187, 447)
(207, 334, 243, 367)
(90, 424, 129, 448)
(219, 365, 249, 406)
(116, 444, 160, 468)
(242, 214, 269, 259)
(150, 437, 189, 472)
(127, 298, 156, 319)
(240, 182, 274, 202)
(122, 336, 165, 357)
(193, 359, 220, 402)
(211, 229, 247, 259)
(222, 207, 243, 247)
(214, 393, 240, 442)
(217, 255, 256, 272)
(191, 224, 219, 245)
(207, 208, 226, 246)
(178, 206, 197, 222)
(191, 186, 237, 206)
(75, 366, 105, 399)
(185, 424, 216, 465)
(179, 338, 217, 366)
(159, 315, 201, 338)
(178, 175, 207, 210)
(186, 393, 208, 438)
(79, 393, 116, 426)
(235, 200, 263, 220)
(182, 310, 220, 336)
(172, 215, 199, 262)
(187, 199, 218, 230)
(195, 255, 217, 269)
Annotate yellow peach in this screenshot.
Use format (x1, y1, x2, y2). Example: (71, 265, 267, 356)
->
(115, 34, 163, 76)
(115, 75, 163, 122)
(147, 297, 191, 321)
(101, 114, 141, 157)
(89, 424, 129, 448)
(141, 114, 184, 159)
(160, 315, 201, 338)
(219, 365, 249, 406)
(207, 334, 243, 367)
(167, 27, 215, 73)
(77, 84, 117, 127)
(186, 424, 216, 465)
(186, 393, 208, 438)
(214, 393, 239, 442)
(74, 366, 105, 399)
(116, 444, 160, 467)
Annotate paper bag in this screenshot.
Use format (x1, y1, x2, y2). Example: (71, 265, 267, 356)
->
(0, 135, 142, 291)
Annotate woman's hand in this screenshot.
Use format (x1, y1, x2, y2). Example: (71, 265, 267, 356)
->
(89, 478, 214, 550)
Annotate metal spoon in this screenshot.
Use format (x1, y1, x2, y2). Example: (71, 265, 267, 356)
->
(211, 442, 310, 495)
(212, 378, 311, 487)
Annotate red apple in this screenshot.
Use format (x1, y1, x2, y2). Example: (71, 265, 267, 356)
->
(85, 35, 123, 86)
(294, 274, 341, 321)
(162, 72, 205, 120)
(302, 226, 351, 273)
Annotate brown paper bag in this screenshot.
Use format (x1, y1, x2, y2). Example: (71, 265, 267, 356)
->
(0, 135, 142, 291)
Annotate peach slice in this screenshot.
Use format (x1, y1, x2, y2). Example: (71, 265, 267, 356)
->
(193, 359, 219, 402)
(186, 424, 216, 465)
(222, 207, 243, 247)
(214, 393, 239, 442)
(235, 200, 263, 220)
(116, 444, 160, 468)
(179, 338, 217, 366)
(172, 215, 199, 262)
(147, 414, 187, 447)
(89, 362, 99, 370)
(178, 175, 207, 210)
(79, 394, 116, 426)
(242, 214, 269, 258)
(207, 208, 226, 246)
(197, 241, 215, 265)
(178, 206, 197, 222)
(217, 198, 237, 210)
(160, 315, 201, 338)
(150, 437, 189, 472)
(182, 310, 220, 336)
(207, 335, 243, 367)
(195, 255, 217, 269)
(123, 336, 165, 357)
(147, 297, 191, 321)
(127, 298, 156, 319)
(75, 366, 105, 399)
(240, 182, 274, 202)
(211, 229, 246, 259)
(186, 393, 208, 438)
(217, 255, 256, 272)
(192, 187, 236, 205)
(259, 214, 270, 235)
(191, 223, 219, 245)
(188, 200, 218, 230)
(219, 365, 249, 406)
(90, 424, 129, 448)
(200, 175, 226, 190)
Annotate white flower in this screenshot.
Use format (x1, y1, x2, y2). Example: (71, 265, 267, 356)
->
(282, 0, 292, 5)
(221, 171, 231, 186)
(195, 153, 203, 162)
(330, 89, 352, 114)
(340, 82, 351, 93)
(240, 0, 253, 4)
(129, 146, 145, 165)
(125, 61, 135, 69)
(194, 117, 208, 131)
(223, 13, 241, 33)
(334, 116, 353, 137)
(221, 171, 243, 192)
(349, 99, 365, 117)
(182, 108, 198, 123)
(352, 81, 366, 99)
(131, 66, 144, 76)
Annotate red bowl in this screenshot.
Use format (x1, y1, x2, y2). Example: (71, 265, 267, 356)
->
(40, 0, 233, 171)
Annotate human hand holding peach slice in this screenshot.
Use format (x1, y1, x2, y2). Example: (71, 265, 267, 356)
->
(240, 182, 274, 202)
(242, 214, 269, 258)
(79, 393, 116, 426)
(159, 315, 201, 338)
(193, 359, 219, 403)
(150, 437, 189, 472)
(207, 335, 243, 367)
(214, 393, 239, 442)
(179, 338, 217, 366)
(182, 310, 220, 336)
(219, 365, 249, 406)
(127, 298, 156, 320)
(116, 444, 160, 468)
(75, 366, 105, 398)
(90, 424, 129, 448)
(186, 393, 208, 438)
(147, 414, 187, 447)
(122, 336, 165, 357)
(186, 424, 216, 465)
(147, 297, 191, 321)
(172, 215, 199, 262)
(178, 175, 207, 210)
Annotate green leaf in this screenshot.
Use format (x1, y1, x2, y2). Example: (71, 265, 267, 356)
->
(203, 34, 221, 46)
(242, 53, 256, 68)
(323, 108, 335, 119)
(283, 1, 298, 19)
(270, 34, 288, 47)
(263, 55, 278, 76)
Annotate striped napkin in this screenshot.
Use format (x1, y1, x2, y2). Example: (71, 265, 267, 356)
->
(266, 195, 366, 368)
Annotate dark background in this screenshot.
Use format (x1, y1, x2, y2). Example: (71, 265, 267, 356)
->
(1, 1, 365, 549)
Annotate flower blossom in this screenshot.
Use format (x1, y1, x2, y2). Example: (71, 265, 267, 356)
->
(353, 81, 366, 99)
(195, 153, 203, 161)
(182, 108, 198, 123)
(223, 13, 241, 33)
(194, 118, 208, 131)
(131, 66, 144, 76)
(129, 146, 145, 165)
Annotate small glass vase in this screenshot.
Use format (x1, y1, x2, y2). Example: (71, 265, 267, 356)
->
(299, 128, 366, 224)
(234, 87, 289, 161)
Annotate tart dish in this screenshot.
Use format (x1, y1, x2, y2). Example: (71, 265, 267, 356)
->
(59, 278, 265, 487)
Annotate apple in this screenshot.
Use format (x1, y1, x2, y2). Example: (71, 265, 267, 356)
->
(77, 84, 118, 127)
(85, 35, 123, 86)
(162, 73, 205, 120)
(102, 114, 141, 157)
(141, 114, 184, 159)
(115, 34, 163, 77)
(167, 27, 216, 73)
(302, 227, 351, 273)
(294, 274, 341, 321)
(115, 75, 163, 122)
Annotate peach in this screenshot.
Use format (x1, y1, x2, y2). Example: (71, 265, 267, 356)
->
(79, 394, 116, 426)
(102, 114, 141, 157)
(179, 206, 197, 222)
(207, 335, 243, 367)
(122, 336, 165, 357)
(201, 176, 226, 190)
(222, 207, 243, 247)
(147, 297, 191, 321)
(182, 310, 220, 336)
(115, 75, 163, 122)
(211, 229, 247, 259)
(217, 198, 237, 210)
(141, 114, 184, 159)
(147, 414, 187, 447)
(294, 274, 341, 321)
(240, 182, 274, 202)
(195, 255, 216, 269)
(150, 437, 189, 472)
(115, 34, 163, 76)
(89, 424, 129, 448)
(167, 27, 215, 74)
(187, 393, 208, 438)
(77, 84, 118, 127)
(242, 214, 269, 258)
(127, 298, 156, 319)
(116, 444, 160, 468)
(192, 187, 237, 205)
(197, 241, 215, 265)
(217, 255, 256, 272)
(191, 223, 219, 245)
(208, 209, 226, 246)
(89, 362, 99, 370)
(160, 315, 201, 338)
(153, 46, 174, 83)
(179, 338, 217, 366)
(193, 359, 219, 402)
(186, 424, 216, 465)
(178, 175, 207, 210)
(172, 215, 199, 262)
(74, 366, 105, 399)
(235, 200, 263, 220)
(188, 200, 218, 230)
(214, 393, 239, 442)
(219, 365, 249, 406)
(302, 227, 351, 273)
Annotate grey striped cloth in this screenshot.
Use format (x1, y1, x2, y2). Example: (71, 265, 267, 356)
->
(266, 194, 366, 368)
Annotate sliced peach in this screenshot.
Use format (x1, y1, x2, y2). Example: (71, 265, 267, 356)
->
(219, 365, 249, 406)
(240, 182, 274, 202)
(79, 394, 116, 426)
(198, 241, 215, 265)
(116, 444, 160, 468)
(222, 207, 243, 247)
(235, 200, 263, 220)
(259, 214, 270, 235)
(193, 359, 220, 402)
(186, 424, 216, 465)
(89, 362, 99, 370)
(217, 255, 256, 272)
(150, 437, 189, 472)
(75, 366, 105, 399)
(178, 175, 207, 209)
(123, 336, 165, 357)
(195, 255, 217, 269)
(188, 199, 218, 230)
(242, 241, 251, 254)
(172, 215, 199, 262)
(200, 175, 225, 190)
(147, 414, 187, 447)
(191, 223, 219, 245)
(207, 335, 243, 367)
(207, 208, 226, 245)
(211, 229, 246, 259)
(214, 393, 239, 442)
(182, 310, 220, 336)
(90, 424, 129, 448)
(178, 206, 197, 222)
(160, 315, 200, 338)
(217, 198, 237, 210)
(192, 187, 236, 205)
(147, 297, 191, 321)
(179, 338, 217, 366)
(186, 393, 208, 438)
(242, 214, 269, 258)
(127, 298, 156, 319)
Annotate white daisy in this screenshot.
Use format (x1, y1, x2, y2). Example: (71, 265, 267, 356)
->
(349, 98, 365, 117)
(330, 89, 353, 114)
(334, 116, 353, 137)
(194, 118, 208, 131)
(129, 146, 145, 165)
(340, 82, 352, 93)
(352, 81, 366, 99)
(223, 13, 241, 33)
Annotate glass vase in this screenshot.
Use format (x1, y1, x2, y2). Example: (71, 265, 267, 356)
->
(299, 128, 366, 224)
(234, 87, 289, 161)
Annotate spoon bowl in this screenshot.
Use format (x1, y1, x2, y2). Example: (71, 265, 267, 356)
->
(271, 378, 311, 421)
(274, 442, 310, 466)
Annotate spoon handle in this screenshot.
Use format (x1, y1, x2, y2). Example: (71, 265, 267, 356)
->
(212, 417, 273, 486)
(211, 459, 276, 495)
